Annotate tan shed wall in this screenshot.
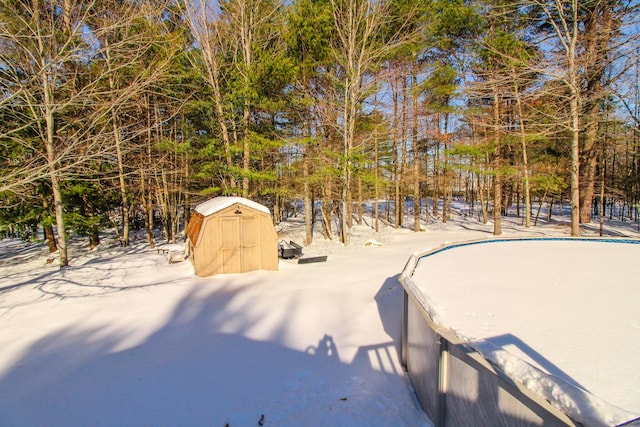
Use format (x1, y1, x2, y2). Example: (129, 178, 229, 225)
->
(258, 216, 279, 271)
(189, 202, 278, 276)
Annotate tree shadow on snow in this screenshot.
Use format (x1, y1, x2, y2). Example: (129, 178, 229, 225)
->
(374, 274, 405, 362)
(0, 250, 184, 307)
(0, 279, 429, 427)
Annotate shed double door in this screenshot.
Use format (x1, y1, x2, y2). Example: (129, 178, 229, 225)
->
(220, 215, 259, 273)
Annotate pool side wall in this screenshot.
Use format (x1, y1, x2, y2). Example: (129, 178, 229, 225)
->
(397, 237, 615, 427)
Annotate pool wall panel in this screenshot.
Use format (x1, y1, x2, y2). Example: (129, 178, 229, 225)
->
(403, 290, 576, 426)
(399, 238, 589, 427)
(406, 300, 440, 419)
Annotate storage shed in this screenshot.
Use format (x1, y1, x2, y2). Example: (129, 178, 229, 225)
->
(186, 197, 278, 276)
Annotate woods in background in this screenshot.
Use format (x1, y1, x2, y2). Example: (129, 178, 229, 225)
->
(2, 0, 639, 265)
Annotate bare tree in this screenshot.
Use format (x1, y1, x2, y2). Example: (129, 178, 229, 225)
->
(97, 0, 178, 246)
(523, 0, 638, 235)
(328, 0, 419, 244)
(223, 0, 283, 198)
(578, 0, 638, 223)
(182, 0, 237, 193)
(0, 0, 176, 265)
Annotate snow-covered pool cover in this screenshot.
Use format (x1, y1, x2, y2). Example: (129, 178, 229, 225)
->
(405, 238, 640, 427)
(195, 196, 270, 216)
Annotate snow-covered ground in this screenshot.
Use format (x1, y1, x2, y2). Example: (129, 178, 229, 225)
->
(1, 205, 639, 426)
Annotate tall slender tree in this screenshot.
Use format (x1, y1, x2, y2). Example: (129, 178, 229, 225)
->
(328, 0, 420, 244)
(0, 0, 178, 263)
(183, 0, 237, 194)
(285, 0, 333, 244)
(523, 0, 638, 234)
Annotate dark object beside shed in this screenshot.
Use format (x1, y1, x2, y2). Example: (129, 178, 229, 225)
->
(279, 240, 303, 259)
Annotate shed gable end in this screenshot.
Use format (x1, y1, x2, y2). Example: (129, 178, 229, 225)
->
(186, 212, 205, 246)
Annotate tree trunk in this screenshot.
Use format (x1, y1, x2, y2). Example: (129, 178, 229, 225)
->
(579, 1, 616, 224)
(41, 195, 58, 253)
(185, 0, 236, 193)
(322, 174, 333, 239)
(106, 39, 130, 247)
(493, 174, 503, 235)
(142, 99, 156, 249)
(42, 73, 68, 267)
(570, 89, 581, 236)
(357, 177, 363, 225)
(580, 149, 598, 224)
(38, 0, 67, 266)
(44, 224, 57, 253)
(478, 172, 488, 224)
(113, 116, 130, 246)
(413, 154, 421, 231)
(579, 71, 601, 224)
(140, 167, 155, 249)
(303, 152, 313, 245)
(432, 136, 440, 218)
(492, 89, 502, 236)
(442, 113, 451, 223)
(374, 128, 380, 232)
(411, 65, 421, 231)
(89, 231, 100, 251)
(599, 152, 606, 236)
(242, 103, 251, 198)
(514, 79, 531, 228)
(340, 68, 358, 244)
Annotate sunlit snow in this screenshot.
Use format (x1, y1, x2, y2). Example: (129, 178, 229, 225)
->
(1, 203, 638, 426)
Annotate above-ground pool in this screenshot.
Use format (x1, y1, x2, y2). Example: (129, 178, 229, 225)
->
(400, 238, 640, 427)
